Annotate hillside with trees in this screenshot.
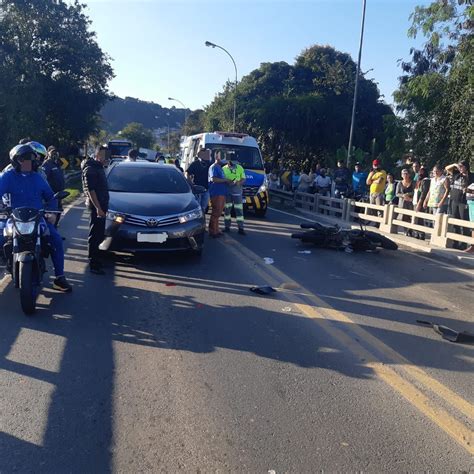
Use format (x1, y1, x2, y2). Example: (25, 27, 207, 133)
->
(100, 96, 189, 133)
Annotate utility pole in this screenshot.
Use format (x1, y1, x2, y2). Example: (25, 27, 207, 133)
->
(347, 0, 367, 167)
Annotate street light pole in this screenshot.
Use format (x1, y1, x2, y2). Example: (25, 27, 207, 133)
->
(346, 0, 367, 167)
(205, 40, 238, 132)
(166, 112, 170, 155)
(168, 97, 188, 130)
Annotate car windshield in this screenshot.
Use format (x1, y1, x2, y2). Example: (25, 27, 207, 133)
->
(207, 145, 263, 170)
(108, 166, 190, 194)
(109, 144, 131, 157)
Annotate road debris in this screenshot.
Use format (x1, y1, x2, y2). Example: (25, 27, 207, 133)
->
(263, 257, 274, 264)
(250, 286, 277, 296)
(416, 320, 474, 343)
(298, 250, 312, 254)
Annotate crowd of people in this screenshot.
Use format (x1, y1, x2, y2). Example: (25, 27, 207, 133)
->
(269, 158, 474, 252)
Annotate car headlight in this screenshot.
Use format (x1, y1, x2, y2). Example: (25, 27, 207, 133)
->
(14, 221, 36, 235)
(3, 220, 13, 237)
(258, 176, 269, 194)
(179, 207, 203, 224)
(106, 211, 126, 224)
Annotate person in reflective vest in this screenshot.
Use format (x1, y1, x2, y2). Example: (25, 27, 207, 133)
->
(223, 159, 246, 235)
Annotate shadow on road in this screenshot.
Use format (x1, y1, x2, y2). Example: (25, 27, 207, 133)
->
(0, 202, 472, 471)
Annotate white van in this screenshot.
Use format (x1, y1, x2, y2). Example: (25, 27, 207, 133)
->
(180, 131, 269, 216)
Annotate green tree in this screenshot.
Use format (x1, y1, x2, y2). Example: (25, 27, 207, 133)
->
(120, 122, 155, 149)
(394, 0, 473, 169)
(183, 109, 205, 135)
(0, 0, 113, 165)
(203, 45, 393, 169)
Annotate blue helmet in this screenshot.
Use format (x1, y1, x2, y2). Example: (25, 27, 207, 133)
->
(27, 141, 47, 162)
(9, 144, 38, 171)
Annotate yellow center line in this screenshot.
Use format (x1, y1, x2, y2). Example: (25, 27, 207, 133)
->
(218, 235, 474, 454)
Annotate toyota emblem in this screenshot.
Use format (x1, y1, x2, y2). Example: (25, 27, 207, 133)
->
(146, 218, 159, 227)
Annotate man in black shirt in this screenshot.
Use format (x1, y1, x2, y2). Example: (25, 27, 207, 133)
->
(186, 148, 211, 211)
(445, 160, 473, 249)
(82, 145, 110, 274)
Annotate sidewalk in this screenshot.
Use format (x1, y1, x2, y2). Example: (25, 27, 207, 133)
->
(272, 203, 474, 270)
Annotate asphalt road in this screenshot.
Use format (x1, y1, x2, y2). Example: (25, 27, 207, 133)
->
(0, 201, 472, 472)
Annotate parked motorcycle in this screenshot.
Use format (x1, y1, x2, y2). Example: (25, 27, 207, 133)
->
(1, 191, 69, 314)
(291, 220, 398, 252)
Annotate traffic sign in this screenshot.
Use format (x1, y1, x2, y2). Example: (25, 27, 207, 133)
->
(60, 157, 69, 170)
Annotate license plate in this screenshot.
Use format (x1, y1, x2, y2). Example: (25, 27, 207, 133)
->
(137, 232, 168, 243)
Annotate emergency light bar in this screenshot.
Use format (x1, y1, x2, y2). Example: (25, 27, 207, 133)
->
(214, 131, 248, 139)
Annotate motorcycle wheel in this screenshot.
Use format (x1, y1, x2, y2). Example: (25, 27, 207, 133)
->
(365, 231, 398, 250)
(19, 261, 38, 315)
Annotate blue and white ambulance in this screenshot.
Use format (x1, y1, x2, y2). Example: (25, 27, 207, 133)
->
(181, 132, 269, 217)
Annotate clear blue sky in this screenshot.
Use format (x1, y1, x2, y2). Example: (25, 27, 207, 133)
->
(85, 0, 430, 111)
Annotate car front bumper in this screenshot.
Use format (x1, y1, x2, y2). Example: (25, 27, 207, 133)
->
(104, 218, 205, 253)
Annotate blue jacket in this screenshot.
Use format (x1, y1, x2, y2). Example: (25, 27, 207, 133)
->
(41, 158, 65, 193)
(0, 169, 57, 210)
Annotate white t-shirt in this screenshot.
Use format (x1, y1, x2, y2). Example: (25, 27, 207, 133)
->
(315, 175, 331, 188)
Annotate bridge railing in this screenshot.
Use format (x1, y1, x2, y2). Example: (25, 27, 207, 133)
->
(272, 190, 474, 250)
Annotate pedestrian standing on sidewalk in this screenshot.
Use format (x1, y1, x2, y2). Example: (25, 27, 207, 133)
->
(424, 163, 450, 215)
(352, 162, 368, 198)
(297, 168, 313, 193)
(413, 167, 430, 240)
(412, 160, 421, 183)
(367, 159, 387, 206)
(445, 160, 473, 249)
(396, 169, 414, 236)
(208, 151, 231, 238)
(82, 145, 110, 274)
(223, 157, 246, 235)
(367, 159, 387, 222)
(465, 183, 474, 253)
(384, 173, 397, 204)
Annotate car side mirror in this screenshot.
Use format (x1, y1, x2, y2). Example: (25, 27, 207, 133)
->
(192, 185, 206, 195)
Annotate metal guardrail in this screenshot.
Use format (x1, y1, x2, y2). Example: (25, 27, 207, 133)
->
(269, 188, 295, 206)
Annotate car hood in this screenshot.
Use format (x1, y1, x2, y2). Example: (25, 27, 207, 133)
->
(109, 192, 199, 217)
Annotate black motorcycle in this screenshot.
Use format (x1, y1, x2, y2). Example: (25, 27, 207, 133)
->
(1, 191, 69, 314)
(291, 220, 398, 252)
